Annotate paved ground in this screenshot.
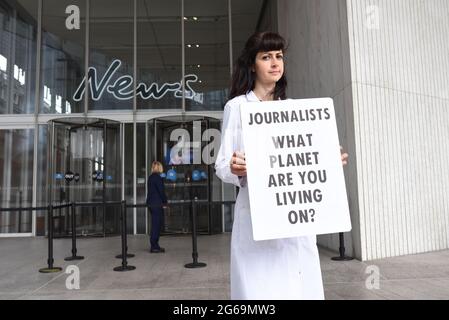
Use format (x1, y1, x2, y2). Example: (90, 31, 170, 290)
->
(1, 233, 449, 300)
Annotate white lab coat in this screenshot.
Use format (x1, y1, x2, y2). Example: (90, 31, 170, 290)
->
(215, 91, 325, 300)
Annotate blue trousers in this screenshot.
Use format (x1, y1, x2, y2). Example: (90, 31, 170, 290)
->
(149, 207, 163, 249)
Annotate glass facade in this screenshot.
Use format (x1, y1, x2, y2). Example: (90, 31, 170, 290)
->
(0, 0, 37, 114)
(0, 128, 34, 233)
(89, 0, 133, 111)
(0, 0, 277, 236)
(40, 0, 85, 114)
(124, 123, 134, 234)
(184, 0, 229, 111)
(136, 0, 182, 110)
(36, 124, 48, 235)
(136, 123, 146, 234)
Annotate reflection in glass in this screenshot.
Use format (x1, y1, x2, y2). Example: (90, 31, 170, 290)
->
(89, 0, 133, 111)
(40, 0, 85, 114)
(0, 0, 37, 114)
(185, 0, 229, 111)
(137, 0, 182, 110)
(0, 129, 34, 233)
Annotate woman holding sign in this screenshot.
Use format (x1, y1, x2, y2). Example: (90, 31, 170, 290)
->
(215, 31, 348, 300)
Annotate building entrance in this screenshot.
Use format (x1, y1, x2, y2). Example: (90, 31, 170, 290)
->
(147, 116, 223, 235)
(48, 118, 121, 237)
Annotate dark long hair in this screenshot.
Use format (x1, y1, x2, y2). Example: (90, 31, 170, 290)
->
(229, 31, 287, 101)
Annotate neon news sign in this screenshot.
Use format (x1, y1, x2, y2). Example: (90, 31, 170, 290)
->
(73, 59, 203, 103)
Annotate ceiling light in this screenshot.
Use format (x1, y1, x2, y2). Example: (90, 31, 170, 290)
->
(193, 17, 198, 21)
(196, 44, 200, 48)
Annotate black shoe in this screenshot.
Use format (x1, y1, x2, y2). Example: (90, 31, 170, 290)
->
(150, 247, 165, 253)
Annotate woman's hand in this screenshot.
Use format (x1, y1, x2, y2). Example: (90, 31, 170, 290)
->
(341, 146, 349, 166)
(230, 151, 247, 177)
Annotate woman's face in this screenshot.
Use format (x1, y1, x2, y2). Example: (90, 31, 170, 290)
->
(253, 50, 284, 86)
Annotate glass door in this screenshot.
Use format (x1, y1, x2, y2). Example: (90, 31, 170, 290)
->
(48, 118, 121, 237)
(147, 116, 221, 235)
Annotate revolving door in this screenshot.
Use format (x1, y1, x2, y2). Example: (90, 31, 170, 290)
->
(147, 116, 223, 235)
(48, 118, 122, 237)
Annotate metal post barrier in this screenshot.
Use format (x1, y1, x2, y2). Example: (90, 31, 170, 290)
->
(65, 202, 84, 261)
(115, 248, 135, 259)
(39, 205, 62, 273)
(114, 200, 136, 271)
(115, 201, 135, 259)
(331, 232, 354, 261)
(185, 197, 206, 268)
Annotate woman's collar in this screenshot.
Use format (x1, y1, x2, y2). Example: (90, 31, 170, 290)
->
(246, 90, 260, 102)
(246, 90, 282, 101)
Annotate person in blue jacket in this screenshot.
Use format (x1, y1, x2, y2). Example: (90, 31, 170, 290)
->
(146, 161, 168, 253)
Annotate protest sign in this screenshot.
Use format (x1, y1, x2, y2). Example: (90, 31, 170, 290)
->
(240, 98, 352, 241)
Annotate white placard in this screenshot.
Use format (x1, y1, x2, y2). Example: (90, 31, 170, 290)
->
(240, 98, 351, 241)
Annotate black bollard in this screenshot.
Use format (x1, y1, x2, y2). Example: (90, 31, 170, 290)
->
(115, 201, 135, 259)
(39, 205, 62, 273)
(331, 232, 354, 261)
(115, 245, 135, 259)
(185, 197, 206, 268)
(114, 200, 136, 271)
(65, 202, 84, 261)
